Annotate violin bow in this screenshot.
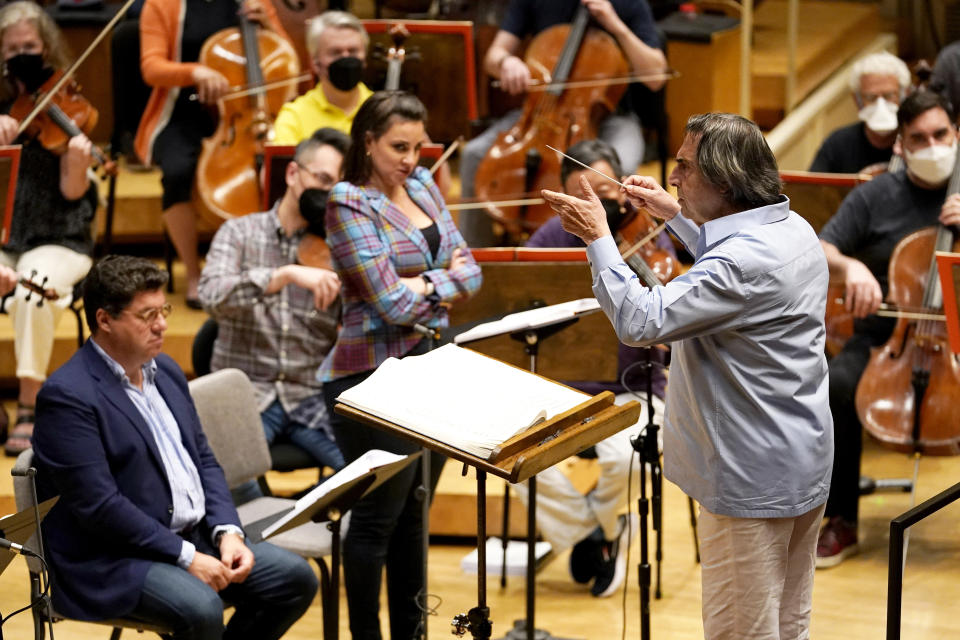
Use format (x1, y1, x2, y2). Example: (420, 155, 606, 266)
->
(492, 69, 681, 92)
(429, 137, 462, 176)
(188, 73, 314, 103)
(16, 0, 140, 136)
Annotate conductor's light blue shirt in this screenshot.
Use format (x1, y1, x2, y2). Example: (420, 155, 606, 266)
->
(586, 196, 833, 518)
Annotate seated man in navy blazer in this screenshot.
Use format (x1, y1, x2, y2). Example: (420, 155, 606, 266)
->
(32, 255, 318, 640)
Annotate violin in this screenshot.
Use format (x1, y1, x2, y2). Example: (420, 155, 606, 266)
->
(296, 233, 332, 270)
(9, 70, 116, 176)
(473, 5, 630, 244)
(0, 270, 60, 312)
(615, 205, 679, 288)
(854, 149, 960, 455)
(193, 10, 300, 227)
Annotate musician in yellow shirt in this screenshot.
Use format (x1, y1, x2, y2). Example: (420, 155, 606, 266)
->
(274, 10, 373, 143)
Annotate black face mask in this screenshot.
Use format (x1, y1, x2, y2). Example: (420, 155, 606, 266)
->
(601, 198, 627, 232)
(327, 56, 364, 92)
(299, 188, 330, 237)
(5, 53, 53, 93)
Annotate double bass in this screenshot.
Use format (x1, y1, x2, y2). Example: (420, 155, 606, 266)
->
(193, 9, 300, 226)
(855, 150, 960, 455)
(473, 5, 629, 243)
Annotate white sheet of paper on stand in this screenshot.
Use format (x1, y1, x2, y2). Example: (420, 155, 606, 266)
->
(460, 537, 552, 576)
(453, 298, 601, 345)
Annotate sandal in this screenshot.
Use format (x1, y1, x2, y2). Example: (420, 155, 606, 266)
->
(0, 406, 7, 445)
(4, 404, 34, 457)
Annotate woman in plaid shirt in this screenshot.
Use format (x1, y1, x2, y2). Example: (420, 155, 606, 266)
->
(321, 91, 482, 640)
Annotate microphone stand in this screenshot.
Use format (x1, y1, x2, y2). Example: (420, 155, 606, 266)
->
(631, 347, 662, 640)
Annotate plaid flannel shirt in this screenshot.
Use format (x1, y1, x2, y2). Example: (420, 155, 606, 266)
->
(198, 208, 339, 435)
(320, 166, 482, 381)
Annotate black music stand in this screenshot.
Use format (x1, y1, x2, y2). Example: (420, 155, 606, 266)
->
(0, 497, 57, 640)
(335, 383, 641, 640)
(454, 299, 600, 640)
(245, 452, 421, 640)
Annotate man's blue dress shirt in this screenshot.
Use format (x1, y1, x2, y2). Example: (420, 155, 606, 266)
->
(586, 196, 833, 518)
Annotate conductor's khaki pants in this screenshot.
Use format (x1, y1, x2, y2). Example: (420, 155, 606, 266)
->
(698, 502, 825, 640)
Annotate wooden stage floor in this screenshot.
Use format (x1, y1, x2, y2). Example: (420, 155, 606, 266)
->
(1, 436, 959, 639)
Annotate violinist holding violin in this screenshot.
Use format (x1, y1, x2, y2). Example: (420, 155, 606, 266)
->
(459, 0, 667, 246)
(134, 0, 289, 306)
(198, 127, 348, 484)
(0, 1, 96, 457)
(523, 139, 674, 597)
(816, 90, 960, 568)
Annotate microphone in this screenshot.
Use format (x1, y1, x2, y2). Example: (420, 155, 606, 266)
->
(0, 536, 36, 557)
(412, 323, 441, 341)
(10, 465, 34, 477)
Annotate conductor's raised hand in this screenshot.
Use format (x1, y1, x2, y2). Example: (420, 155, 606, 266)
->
(621, 175, 681, 221)
(541, 175, 610, 245)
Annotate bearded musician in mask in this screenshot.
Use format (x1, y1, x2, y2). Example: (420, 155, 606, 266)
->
(523, 139, 676, 596)
(816, 90, 960, 568)
(198, 127, 348, 481)
(273, 10, 371, 144)
(809, 52, 911, 174)
(0, 1, 96, 456)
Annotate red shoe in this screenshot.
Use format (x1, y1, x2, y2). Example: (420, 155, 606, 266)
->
(816, 516, 859, 569)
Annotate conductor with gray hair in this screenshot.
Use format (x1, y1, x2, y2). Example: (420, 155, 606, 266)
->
(809, 51, 911, 173)
(542, 113, 833, 639)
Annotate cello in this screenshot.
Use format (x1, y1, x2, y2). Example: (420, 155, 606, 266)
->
(854, 150, 960, 455)
(473, 5, 629, 243)
(193, 8, 300, 226)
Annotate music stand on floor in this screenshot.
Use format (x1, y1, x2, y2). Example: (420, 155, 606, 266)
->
(455, 298, 601, 640)
(0, 497, 57, 640)
(335, 344, 638, 640)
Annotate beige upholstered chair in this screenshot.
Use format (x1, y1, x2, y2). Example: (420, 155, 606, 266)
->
(188, 367, 345, 640)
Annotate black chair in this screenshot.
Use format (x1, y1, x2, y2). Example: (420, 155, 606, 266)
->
(191, 317, 326, 491)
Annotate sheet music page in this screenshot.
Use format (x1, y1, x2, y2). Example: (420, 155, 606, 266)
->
(336, 344, 589, 458)
(262, 449, 406, 538)
(454, 298, 600, 344)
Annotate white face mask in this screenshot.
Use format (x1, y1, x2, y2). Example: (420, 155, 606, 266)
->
(904, 141, 958, 186)
(858, 97, 899, 134)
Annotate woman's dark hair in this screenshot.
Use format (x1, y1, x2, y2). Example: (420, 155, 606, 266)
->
(83, 255, 169, 334)
(560, 139, 624, 187)
(897, 90, 954, 131)
(684, 113, 782, 210)
(343, 91, 427, 185)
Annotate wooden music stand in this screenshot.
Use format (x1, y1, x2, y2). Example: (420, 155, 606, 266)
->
(336, 389, 641, 640)
(0, 145, 22, 247)
(936, 251, 960, 354)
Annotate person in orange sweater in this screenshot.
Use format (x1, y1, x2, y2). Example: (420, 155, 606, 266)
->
(135, 0, 289, 306)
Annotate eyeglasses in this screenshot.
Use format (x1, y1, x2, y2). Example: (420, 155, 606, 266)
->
(296, 162, 337, 189)
(127, 303, 173, 324)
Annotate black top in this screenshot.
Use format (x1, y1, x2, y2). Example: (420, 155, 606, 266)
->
(500, 0, 661, 49)
(819, 170, 946, 334)
(808, 122, 893, 174)
(1, 140, 96, 255)
(420, 221, 440, 261)
(931, 40, 960, 119)
(170, 0, 240, 126)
